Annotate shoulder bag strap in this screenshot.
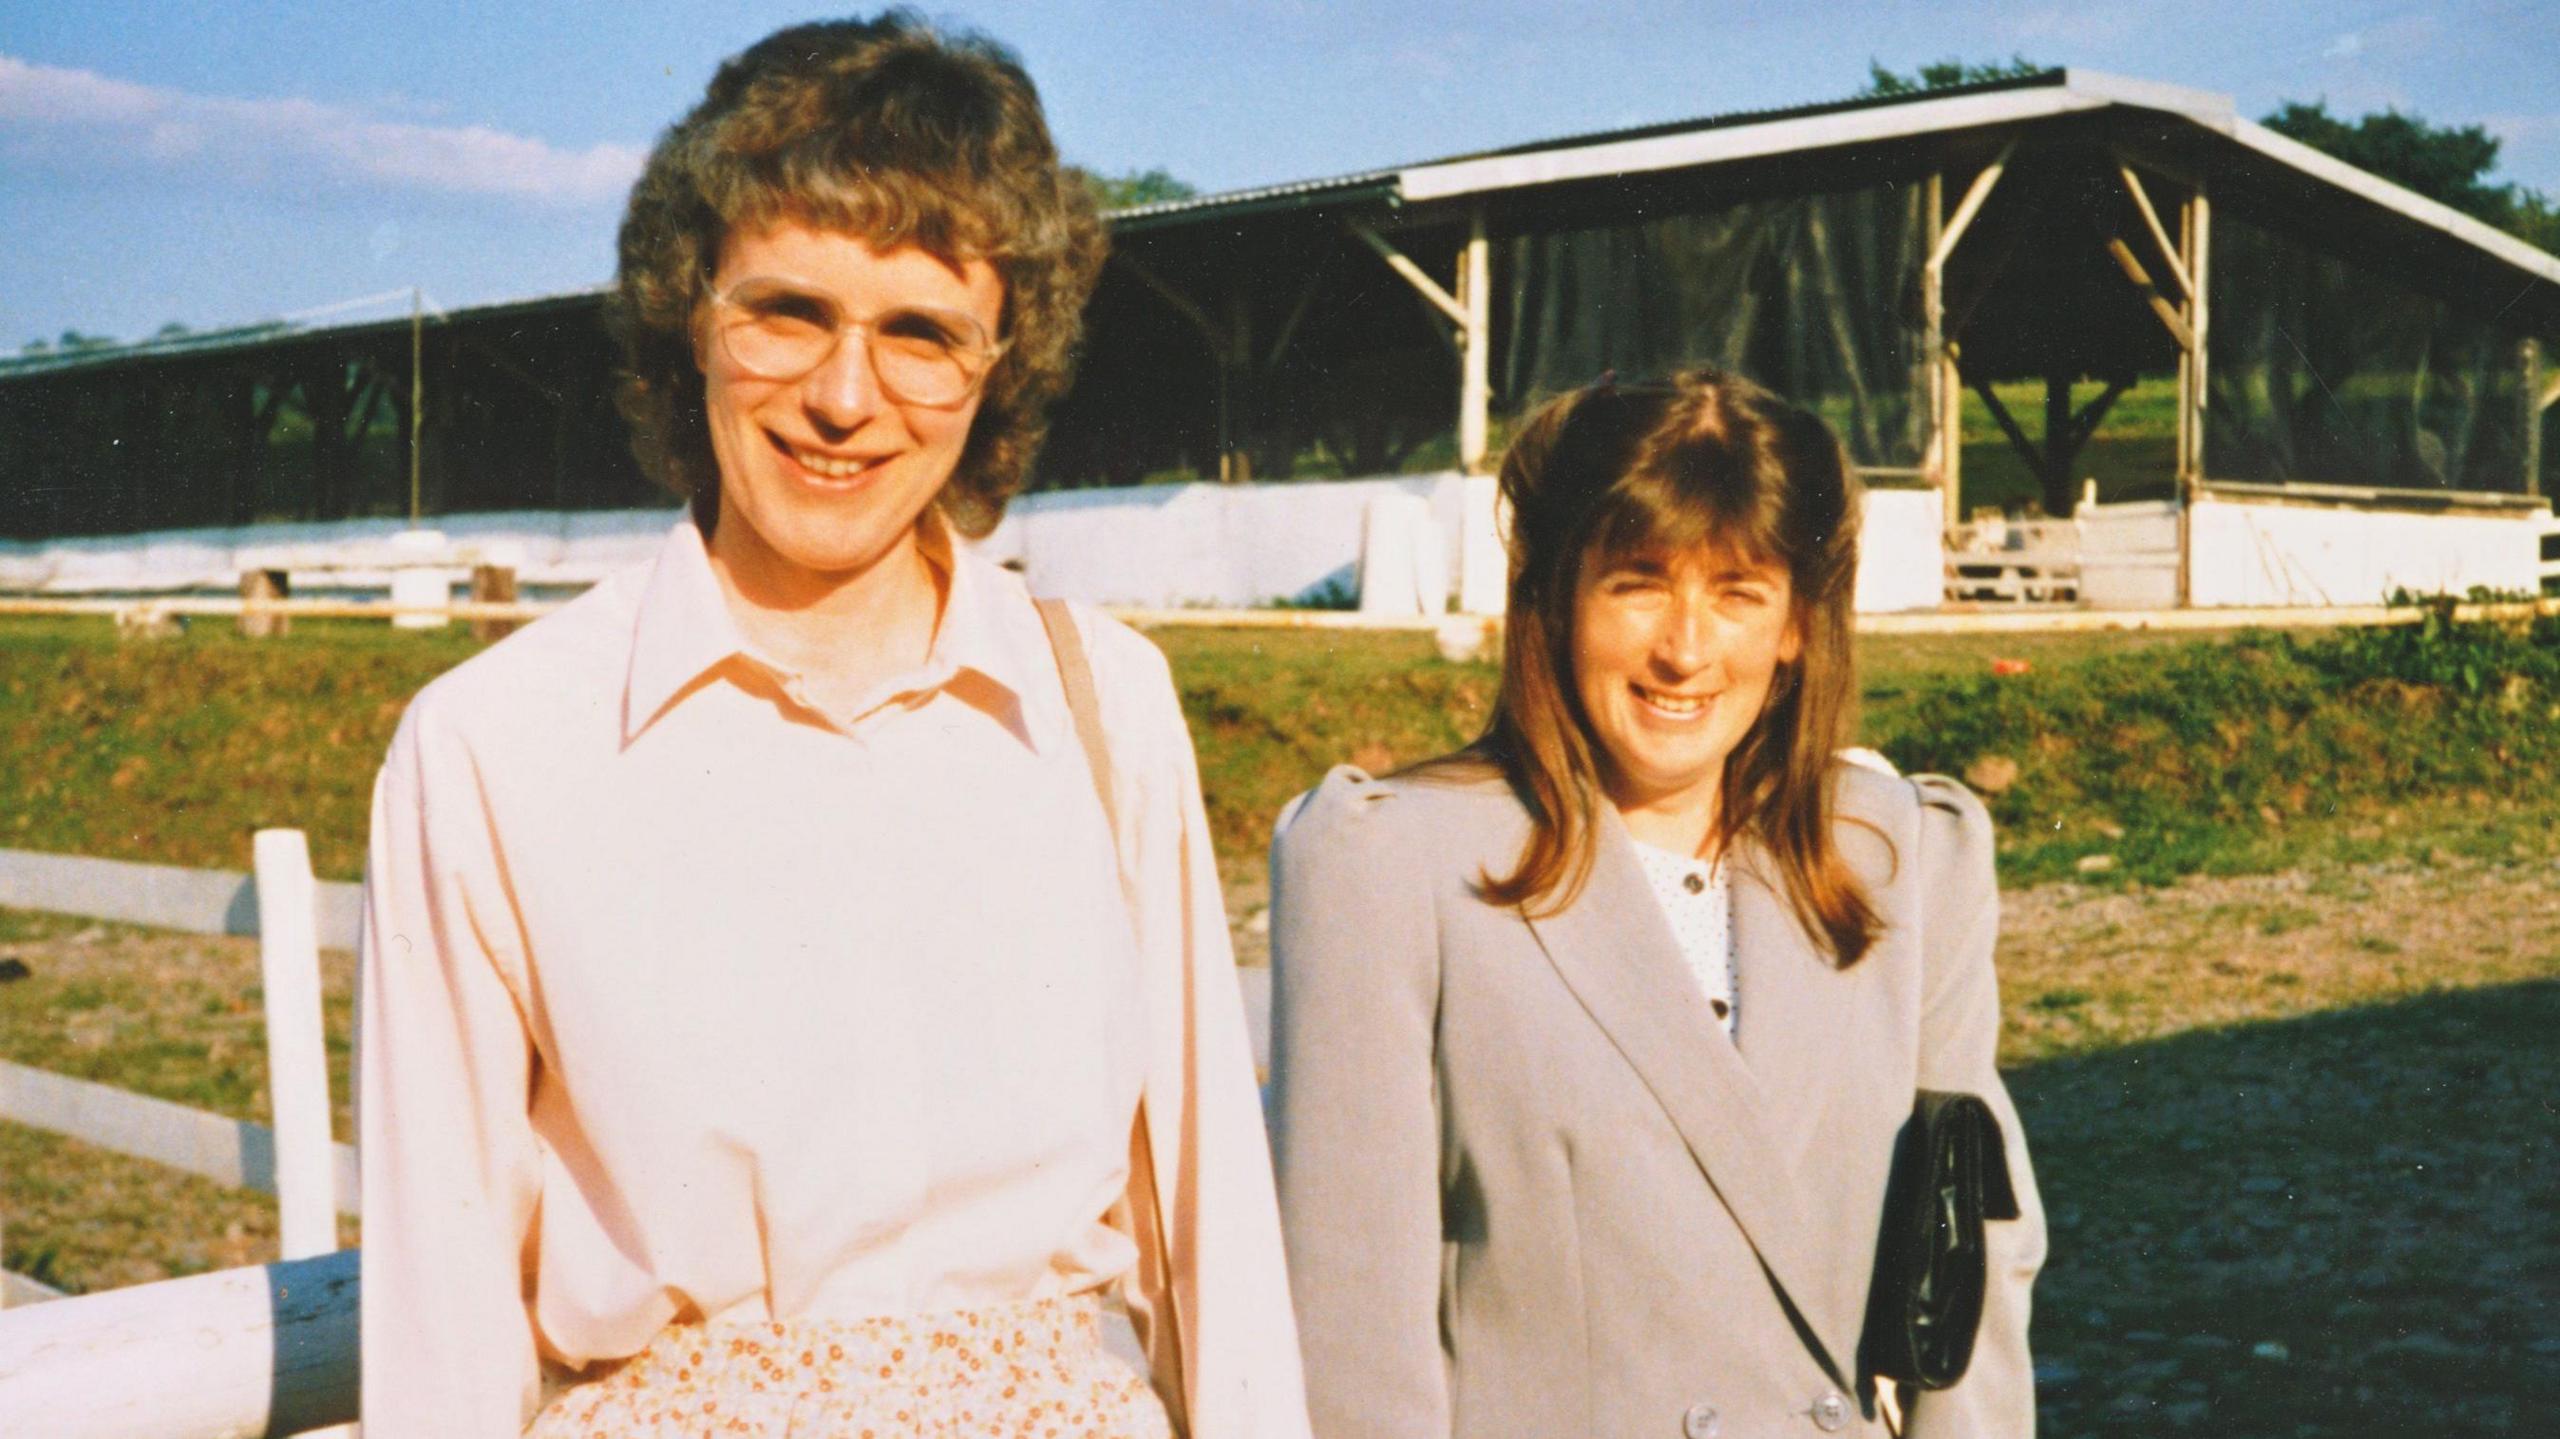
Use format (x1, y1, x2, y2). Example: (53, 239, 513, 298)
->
(1033, 596, 1191, 1427)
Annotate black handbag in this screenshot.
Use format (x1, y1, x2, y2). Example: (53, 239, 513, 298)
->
(1858, 1089, 2022, 1392)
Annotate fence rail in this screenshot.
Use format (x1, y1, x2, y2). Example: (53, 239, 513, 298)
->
(0, 1250, 357, 1438)
(11, 591, 2560, 635)
(0, 847, 362, 948)
(0, 1060, 358, 1213)
(3, 833, 360, 1436)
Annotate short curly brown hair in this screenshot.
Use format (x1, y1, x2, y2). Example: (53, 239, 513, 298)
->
(609, 11, 1107, 536)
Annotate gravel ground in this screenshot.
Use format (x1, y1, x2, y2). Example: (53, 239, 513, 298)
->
(6, 851, 2555, 1433)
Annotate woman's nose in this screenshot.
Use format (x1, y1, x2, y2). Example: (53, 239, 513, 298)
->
(1656, 599, 1720, 674)
(800, 331, 882, 429)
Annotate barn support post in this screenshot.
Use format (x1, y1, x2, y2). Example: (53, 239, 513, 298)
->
(408, 288, 424, 523)
(2521, 337, 2543, 499)
(1458, 206, 1492, 473)
(2176, 185, 2211, 606)
(1348, 215, 1487, 471)
(1923, 171, 1951, 517)
(1926, 142, 2015, 534)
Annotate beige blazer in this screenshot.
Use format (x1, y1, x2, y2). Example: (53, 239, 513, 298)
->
(1266, 762, 2044, 1439)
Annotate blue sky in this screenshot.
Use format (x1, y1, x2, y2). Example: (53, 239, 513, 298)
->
(4, 1, 2555, 347)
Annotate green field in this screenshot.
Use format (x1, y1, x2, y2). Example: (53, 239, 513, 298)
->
(6, 612, 2560, 1434)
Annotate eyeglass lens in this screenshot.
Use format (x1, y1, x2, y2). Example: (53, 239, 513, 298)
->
(716, 282, 994, 404)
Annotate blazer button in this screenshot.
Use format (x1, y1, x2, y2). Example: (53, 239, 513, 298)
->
(1811, 1388, 1850, 1432)
(1681, 1402, 1721, 1439)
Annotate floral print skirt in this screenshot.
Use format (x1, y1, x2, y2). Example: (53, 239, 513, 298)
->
(525, 1293, 1174, 1439)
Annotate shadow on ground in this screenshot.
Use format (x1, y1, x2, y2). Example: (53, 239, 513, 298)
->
(2017, 979, 2560, 1435)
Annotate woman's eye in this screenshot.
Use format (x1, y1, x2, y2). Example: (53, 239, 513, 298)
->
(735, 289, 833, 329)
(878, 310, 967, 350)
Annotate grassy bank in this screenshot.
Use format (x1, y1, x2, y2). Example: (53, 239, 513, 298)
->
(7, 607, 2555, 895)
(1869, 606, 2560, 885)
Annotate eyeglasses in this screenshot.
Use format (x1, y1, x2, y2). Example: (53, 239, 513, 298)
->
(703, 277, 1007, 407)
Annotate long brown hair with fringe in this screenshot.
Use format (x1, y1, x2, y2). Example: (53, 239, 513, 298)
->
(1460, 366, 1882, 966)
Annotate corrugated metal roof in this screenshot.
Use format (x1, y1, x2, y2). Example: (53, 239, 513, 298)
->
(1100, 69, 2072, 228)
(0, 285, 609, 382)
(1105, 170, 1399, 227)
(9, 65, 2552, 387)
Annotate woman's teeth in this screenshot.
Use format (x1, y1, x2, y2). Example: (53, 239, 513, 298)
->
(792, 446, 877, 479)
(1636, 685, 1707, 716)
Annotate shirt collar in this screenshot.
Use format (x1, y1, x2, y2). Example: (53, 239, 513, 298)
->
(623, 516, 1064, 754)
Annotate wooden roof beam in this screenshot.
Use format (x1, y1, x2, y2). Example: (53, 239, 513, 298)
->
(1930, 141, 2018, 273)
(2116, 163, 2194, 299)
(2105, 237, 2198, 353)
(1346, 220, 1471, 332)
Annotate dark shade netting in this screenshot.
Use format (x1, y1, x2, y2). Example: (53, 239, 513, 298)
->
(2206, 211, 2531, 494)
(1498, 181, 1931, 471)
(0, 310, 655, 542)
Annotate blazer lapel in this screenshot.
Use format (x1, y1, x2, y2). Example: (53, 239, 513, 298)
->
(1731, 852, 1843, 1176)
(1522, 811, 1849, 1384)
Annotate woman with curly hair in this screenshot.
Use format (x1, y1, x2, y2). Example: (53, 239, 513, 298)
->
(358, 15, 1306, 1436)
(1267, 369, 2043, 1438)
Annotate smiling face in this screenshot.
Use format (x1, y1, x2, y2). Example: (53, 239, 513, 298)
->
(1570, 542, 1801, 843)
(696, 220, 1005, 594)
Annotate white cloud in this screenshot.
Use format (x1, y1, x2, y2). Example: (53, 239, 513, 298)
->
(2324, 32, 2363, 59)
(0, 54, 643, 206)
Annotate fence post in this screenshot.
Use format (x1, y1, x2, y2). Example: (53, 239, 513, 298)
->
(239, 568, 291, 639)
(253, 830, 336, 1262)
(469, 561, 520, 643)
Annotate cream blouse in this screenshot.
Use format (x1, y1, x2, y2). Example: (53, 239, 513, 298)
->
(357, 520, 1307, 1437)
(1630, 840, 1739, 1037)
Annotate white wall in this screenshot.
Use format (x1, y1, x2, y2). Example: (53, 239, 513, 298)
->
(980, 473, 1471, 609)
(0, 509, 680, 594)
(0, 473, 1950, 613)
(2076, 498, 2181, 610)
(1854, 488, 1947, 613)
(2187, 497, 2548, 606)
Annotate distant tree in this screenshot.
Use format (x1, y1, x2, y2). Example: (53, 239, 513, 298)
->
(21, 339, 51, 355)
(1861, 56, 2044, 98)
(2264, 101, 2512, 222)
(56, 329, 115, 353)
(2266, 100, 2560, 252)
(2515, 190, 2560, 255)
(153, 321, 191, 340)
(1079, 167, 1199, 211)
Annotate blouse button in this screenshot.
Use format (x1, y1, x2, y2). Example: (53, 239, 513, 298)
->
(1682, 1401, 1721, 1438)
(1683, 872, 1706, 895)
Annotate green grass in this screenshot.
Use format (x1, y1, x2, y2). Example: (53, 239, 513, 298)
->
(1956, 375, 2183, 516)
(10, 608, 2555, 896)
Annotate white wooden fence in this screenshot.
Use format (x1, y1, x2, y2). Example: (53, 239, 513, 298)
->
(0, 839, 1273, 1437)
(0, 836, 360, 1437)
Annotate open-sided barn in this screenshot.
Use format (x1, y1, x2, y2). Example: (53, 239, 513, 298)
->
(4, 69, 2555, 609)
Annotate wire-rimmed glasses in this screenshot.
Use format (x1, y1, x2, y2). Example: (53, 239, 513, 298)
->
(704, 277, 1006, 408)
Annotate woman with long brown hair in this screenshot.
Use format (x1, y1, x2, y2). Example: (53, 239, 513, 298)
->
(1266, 368, 2043, 1438)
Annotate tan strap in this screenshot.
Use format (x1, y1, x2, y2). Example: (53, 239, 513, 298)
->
(1035, 597, 1118, 828)
(1032, 596, 1190, 1428)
